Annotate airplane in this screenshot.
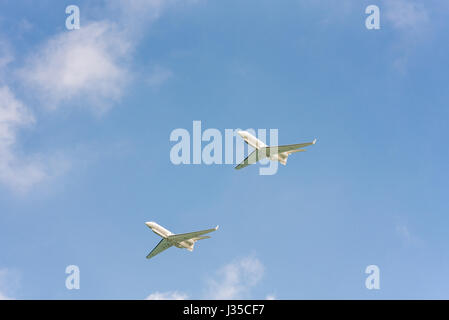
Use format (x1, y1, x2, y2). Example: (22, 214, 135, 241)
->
(145, 221, 219, 259)
(235, 130, 317, 170)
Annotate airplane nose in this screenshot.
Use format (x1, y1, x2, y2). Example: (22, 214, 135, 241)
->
(237, 130, 245, 137)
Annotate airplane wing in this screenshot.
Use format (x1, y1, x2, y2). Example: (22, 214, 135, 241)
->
(265, 139, 316, 155)
(167, 226, 219, 243)
(235, 139, 316, 169)
(146, 238, 173, 259)
(235, 149, 270, 170)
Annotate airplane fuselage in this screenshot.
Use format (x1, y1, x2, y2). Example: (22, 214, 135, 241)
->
(145, 221, 194, 249)
(237, 130, 288, 165)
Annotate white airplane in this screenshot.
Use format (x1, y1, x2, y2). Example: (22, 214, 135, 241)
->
(145, 221, 219, 259)
(235, 130, 317, 170)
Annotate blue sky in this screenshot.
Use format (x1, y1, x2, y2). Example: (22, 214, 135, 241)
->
(0, 0, 448, 299)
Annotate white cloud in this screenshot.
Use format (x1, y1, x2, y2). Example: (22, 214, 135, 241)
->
(19, 21, 131, 113)
(0, 85, 70, 192)
(206, 256, 264, 300)
(18, 1, 186, 113)
(146, 291, 188, 300)
(0, 86, 47, 191)
(145, 256, 270, 300)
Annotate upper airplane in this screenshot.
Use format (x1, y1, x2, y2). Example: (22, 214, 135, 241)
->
(145, 221, 219, 259)
(235, 130, 317, 170)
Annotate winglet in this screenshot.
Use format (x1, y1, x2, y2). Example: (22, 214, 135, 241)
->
(312, 138, 317, 144)
(215, 225, 219, 230)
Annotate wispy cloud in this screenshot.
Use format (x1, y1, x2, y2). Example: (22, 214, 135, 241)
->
(383, 0, 429, 35)
(395, 223, 422, 246)
(107, 0, 170, 34)
(146, 291, 189, 300)
(146, 65, 173, 89)
(145, 255, 269, 300)
(396, 224, 412, 241)
(382, 0, 432, 73)
(0, 292, 10, 300)
(0, 86, 46, 191)
(0, 268, 18, 300)
(205, 256, 264, 300)
(0, 85, 70, 192)
(0, 40, 13, 71)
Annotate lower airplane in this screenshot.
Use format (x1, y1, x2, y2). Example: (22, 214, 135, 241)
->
(145, 221, 219, 259)
(235, 130, 317, 170)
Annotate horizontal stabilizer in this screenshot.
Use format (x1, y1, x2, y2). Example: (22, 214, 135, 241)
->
(193, 235, 211, 241)
(287, 149, 306, 154)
